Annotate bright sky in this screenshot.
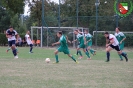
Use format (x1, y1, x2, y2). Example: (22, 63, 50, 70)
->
(24, 0, 59, 15)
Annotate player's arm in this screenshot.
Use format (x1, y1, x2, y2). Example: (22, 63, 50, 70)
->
(72, 39, 77, 43)
(15, 34, 19, 43)
(120, 36, 126, 44)
(84, 37, 87, 45)
(106, 38, 114, 47)
(66, 36, 71, 44)
(52, 41, 60, 46)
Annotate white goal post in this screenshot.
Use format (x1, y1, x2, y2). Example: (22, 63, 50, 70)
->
(31, 26, 84, 47)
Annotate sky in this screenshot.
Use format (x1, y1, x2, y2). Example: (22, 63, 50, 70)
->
(24, 0, 59, 15)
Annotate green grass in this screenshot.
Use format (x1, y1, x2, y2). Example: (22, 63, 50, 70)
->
(0, 47, 133, 88)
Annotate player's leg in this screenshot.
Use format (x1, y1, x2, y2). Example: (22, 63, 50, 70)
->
(105, 46, 113, 62)
(117, 49, 128, 62)
(54, 50, 59, 63)
(11, 40, 18, 58)
(118, 44, 124, 61)
(29, 44, 33, 53)
(83, 48, 91, 60)
(67, 54, 78, 63)
(87, 42, 96, 55)
(77, 47, 83, 59)
(6, 47, 11, 52)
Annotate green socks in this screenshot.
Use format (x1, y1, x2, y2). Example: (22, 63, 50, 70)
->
(71, 56, 76, 62)
(85, 52, 90, 58)
(78, 50, 82, 56)
(119, 54, 123, 60)
(55, 54, 59, 62)
(90, 49, 94, 54)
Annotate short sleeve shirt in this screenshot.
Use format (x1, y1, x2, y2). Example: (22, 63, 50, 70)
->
(25, 34, 32, 45)
(6, 29, 18, 41)
(109, 34, 119, 46)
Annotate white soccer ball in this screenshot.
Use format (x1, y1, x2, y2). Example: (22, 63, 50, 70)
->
(45, 58, 50, 63)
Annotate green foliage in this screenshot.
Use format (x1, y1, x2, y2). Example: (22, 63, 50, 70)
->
(0, 5, 11, 32)
(10, 14, 27, 34)
(1, 0, 25, 15)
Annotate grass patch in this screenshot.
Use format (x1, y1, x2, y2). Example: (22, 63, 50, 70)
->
(0, 47, 133, 88)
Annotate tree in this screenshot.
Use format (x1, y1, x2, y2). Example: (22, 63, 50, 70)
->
(1, 0, 25, 15)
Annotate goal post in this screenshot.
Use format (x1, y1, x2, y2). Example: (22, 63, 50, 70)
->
(31, 26, 84, 47)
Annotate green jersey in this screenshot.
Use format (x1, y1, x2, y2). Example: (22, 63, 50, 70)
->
(114, 32, 126, 43)
(59, 35, 68, 47)
(76, 33, 84, 44)
(85, 33, 92, 42)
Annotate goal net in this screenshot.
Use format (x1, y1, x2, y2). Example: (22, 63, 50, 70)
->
(31, 27, 85, 47)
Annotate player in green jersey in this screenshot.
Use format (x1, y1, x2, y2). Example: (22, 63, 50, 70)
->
(84, 29, 96, 55)
(72, 30, 91, 60)
(115, 27, 126, 61)
(52, 31, 78, 63)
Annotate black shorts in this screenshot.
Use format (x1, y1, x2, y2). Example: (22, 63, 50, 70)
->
(8, 40, 16, 47)
(109, 44, 120, 51)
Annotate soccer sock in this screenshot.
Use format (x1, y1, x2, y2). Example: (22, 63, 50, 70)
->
(86, 48, 88, 52)
(78, 50, 82, 56)
(30, 47, 33, 52)
(85, 51, 90, 58)
(121, 52, 128, 61)
(55, 54, 59, 62)
(90, 49, 94, 54)
(71, 56, 76, 62)
(106, 52, 110, 61)
(76, 51, 78, 55)
(119, 54, 123, 60)
(15, 47, 18, 52)
(7, 47, 11, 51)
(12, 49, 17, 56)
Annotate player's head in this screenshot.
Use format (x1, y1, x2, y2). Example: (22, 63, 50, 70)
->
(9, 26, 13, 32)
(27, 30, 30, 34)
(84, 29, 89, 34)
(115, 27, 120, 33)
(78, 29, 82, 32)
(57, 31, 62, 37)
(74, 29, 79, 35)
(104, 32, 109, 38)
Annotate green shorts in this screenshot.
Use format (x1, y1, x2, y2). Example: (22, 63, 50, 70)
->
(79, 44, 86, 49)
(58, 46, 70, 54)
(87, 41, 92, 47)
(119, 43, 124, 50)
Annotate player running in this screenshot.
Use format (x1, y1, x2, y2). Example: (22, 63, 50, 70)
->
(52, 31, 78, 63)
(25, 31, 33, 53)
(72, 29, 91, 60)
(104, 32, 128, 62)
(115, 27, 126, 61)
(6, 26, 19, 59)
(84, 29, 96, 55)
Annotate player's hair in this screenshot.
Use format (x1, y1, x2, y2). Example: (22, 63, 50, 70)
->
(116, 27, 120, 31)
(9, 26, 13, 28)
(85, 29, 89, 32)
(104, 32, 109, 35)
(58, 31, 62, 35)
(74, 29, 79, 32)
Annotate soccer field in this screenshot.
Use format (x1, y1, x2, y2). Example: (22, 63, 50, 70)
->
(0, 47, 133, 88)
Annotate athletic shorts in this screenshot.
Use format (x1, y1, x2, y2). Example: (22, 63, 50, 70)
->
(30, 44, 33, 47)
(87, 41, 92, 47)
(119, 43, 124, 50)
(58, 46, 70, 54)
(8, 40, 16, 47)
(79, 44, 86, 49)
(109, 44, 120, 51)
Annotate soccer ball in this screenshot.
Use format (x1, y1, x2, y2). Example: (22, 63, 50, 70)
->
(45, 58, 50, 63)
